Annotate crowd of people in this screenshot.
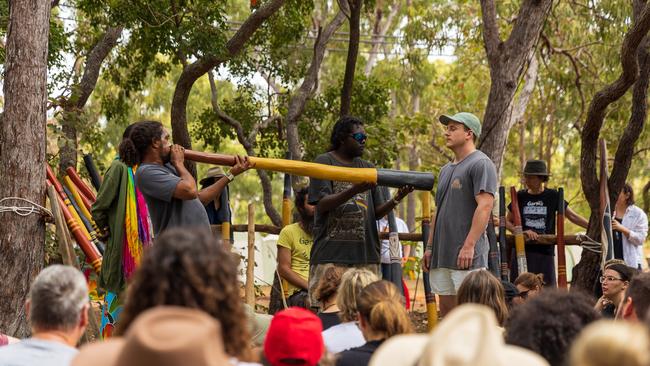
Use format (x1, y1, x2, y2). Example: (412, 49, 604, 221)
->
(1, 112, 650, 366)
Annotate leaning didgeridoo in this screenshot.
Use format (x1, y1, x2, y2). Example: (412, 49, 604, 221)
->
(510, 186, 528, 274)
(557, 187, 568, 289)
(184, 150, 435, 190)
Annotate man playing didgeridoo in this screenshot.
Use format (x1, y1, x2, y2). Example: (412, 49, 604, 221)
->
(423, 112, 497, 317)
(307, 116, 413, 307)
(120, 121, 217, 235)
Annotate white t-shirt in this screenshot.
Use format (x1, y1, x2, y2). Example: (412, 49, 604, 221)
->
(377, 217, 410, 264)
(322, 321, 365, 353)
(0, 338, 78, 366)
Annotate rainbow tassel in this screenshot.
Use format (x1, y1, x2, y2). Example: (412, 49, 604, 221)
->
(122, 166, 154, 278)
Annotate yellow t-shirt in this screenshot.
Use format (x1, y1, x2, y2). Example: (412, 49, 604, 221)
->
(277, 223, 313, 296)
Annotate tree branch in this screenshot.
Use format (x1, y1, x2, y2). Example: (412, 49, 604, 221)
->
(480, 0, 501, 65)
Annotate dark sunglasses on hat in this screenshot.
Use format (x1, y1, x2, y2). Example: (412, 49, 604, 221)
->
(350, 132, 367, 144)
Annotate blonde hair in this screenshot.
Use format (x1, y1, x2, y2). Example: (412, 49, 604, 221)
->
(336, 268, 379, 322)
(457, 270, 509, 326)
(356, 280, 412, 338)
(570, 321, 650, 366)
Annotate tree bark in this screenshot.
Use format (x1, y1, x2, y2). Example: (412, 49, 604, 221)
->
(286, 9, 347, 161)
(170, 0, 286, 176)
(477, 0, 552, 174)
(364, 2, 400, 76)
(339, 0, 363, 117)
(0, 0, 51, 337)
(573, 0, 650, 292)
(59, 27, 122, 174)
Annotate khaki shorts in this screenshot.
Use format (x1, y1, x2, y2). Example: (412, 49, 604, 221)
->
(429, 267, 485, 296)
(308, 263, 380, 310)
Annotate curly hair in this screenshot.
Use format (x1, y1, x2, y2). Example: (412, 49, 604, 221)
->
(116, 228, 252, 360)
(514, 272, 545, 290)
(328, 115, 363, 151)
(505, 290, 600, 366)
(356, 280, 412, 338)
(313, 264, 347, 305)
(118, 120, 164, 166)
(457, 270, 509, 326)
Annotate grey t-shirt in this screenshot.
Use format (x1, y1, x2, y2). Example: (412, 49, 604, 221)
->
(136, 163, 210, 235)
(0, 338, 78, 366)
(431, 150, 497, 270)
(308, 152, 385, 265)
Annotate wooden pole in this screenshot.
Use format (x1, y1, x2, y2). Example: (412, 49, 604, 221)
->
(510, 186, 528, 274)
(245, 203, 256, 307)
(557, 188, 568, 289)
(420, 191, 438, 330)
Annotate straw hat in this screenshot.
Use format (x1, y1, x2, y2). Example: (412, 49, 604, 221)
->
(200, 167, 226, 185)
(72, 307, 232, 366)
(369, 304, 548, 366)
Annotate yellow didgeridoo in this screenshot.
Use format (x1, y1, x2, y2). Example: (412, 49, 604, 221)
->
(184, 150, 435, 191)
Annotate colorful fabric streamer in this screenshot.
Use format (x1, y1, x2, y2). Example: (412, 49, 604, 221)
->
(122, 166, 154, 279)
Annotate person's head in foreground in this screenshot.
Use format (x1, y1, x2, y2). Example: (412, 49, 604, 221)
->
(356, 280, 412, 341)
(505, 290, 600, 366)
(621, 272, 650, 321)
(337, 269, 380, 323)
(263, 307, 324, 366)
(72, 306, 232, 366)
(513, 272, 545, 302)
(570, 320, 650, 366)
(314, 264, 346, 312)
(601, 263, 635, 303)
(28, 265, 90, 344)
(368, 304, 549, 366)
(456, 269, 508, 326)
(116, 228, 251, 360)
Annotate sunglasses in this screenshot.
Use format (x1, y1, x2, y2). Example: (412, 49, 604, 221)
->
(349, 132, 367, 144)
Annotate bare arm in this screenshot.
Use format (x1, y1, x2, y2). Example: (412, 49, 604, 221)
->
(375, 185, 414, 219)
(198, 155, 254, 205)
(505, 211, 516, 233)
(566, 207, 589, 229)
(170, 145, 198, 200)
(277, 246, 308, 290)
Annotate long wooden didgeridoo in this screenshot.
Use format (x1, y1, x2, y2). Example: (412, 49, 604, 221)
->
(599, 138, 614, 262)
(184, 150, 435, 191)
(498, 186, 510, 281)
(421, 191, 438, 331)
(557, 187, 568, 289)
(510, 186, 528, 274)
(66, 167, 97, 203)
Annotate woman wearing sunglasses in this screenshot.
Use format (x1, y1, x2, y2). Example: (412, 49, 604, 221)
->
(595, 263, 636, 318)
(513, 272, 545, 304)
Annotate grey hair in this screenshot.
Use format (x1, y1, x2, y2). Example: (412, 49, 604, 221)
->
(28, 265, 88, 331)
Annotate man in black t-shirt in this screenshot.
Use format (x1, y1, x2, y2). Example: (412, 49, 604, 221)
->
(507, 160, 588, 286)
(307, 116, 412, 306)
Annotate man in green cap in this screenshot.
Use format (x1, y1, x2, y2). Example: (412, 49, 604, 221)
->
(423, 112, 497, 317)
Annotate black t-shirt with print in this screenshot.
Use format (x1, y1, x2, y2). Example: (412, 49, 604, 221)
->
(308, 152, 384, 265)
(508, 188, 568, 256)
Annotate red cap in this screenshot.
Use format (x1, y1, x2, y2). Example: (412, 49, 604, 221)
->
(264, 307, 324, 366)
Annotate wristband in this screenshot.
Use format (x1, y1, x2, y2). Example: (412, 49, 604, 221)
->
(225, 171, 235, 182)
(391, 197, 400, 205)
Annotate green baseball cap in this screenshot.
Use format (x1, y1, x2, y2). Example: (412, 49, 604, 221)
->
(439, 112, 482, 137)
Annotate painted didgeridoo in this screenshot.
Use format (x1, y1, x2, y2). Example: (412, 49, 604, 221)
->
(184, 150, 435, 191)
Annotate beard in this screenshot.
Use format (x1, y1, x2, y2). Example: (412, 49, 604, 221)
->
(161, 149, 171, 164)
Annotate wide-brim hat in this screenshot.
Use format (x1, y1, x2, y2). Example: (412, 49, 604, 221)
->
(439, 112, 482, 137)
(523, 160, 550, 176)
(369, 304, 549, 366)
(72, 307, 232, 366)
(200, 167, 226, 185)
(243, 303, 272, 346)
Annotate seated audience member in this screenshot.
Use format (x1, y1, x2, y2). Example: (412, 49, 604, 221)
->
(263, 307, 324, 366)
(336, 281, 412, 366)
(620, 272, 650, 321)
(595, 263, 636, 318)
(322, 269, 379, 353)
(593, 259, 626, 299)
(0, 265, 89, 366)
(501, 280, 522, 309)
(570, 321, 650, 366)
(276, 188, 315, 308)
(313, 264, 347, 330)
(72, 307, 235, 366)
(506, 290, 600, 366)
(115, 229, 253, 363)
(368, 304, 548, 366)
(0, 333, 19, 347)
(456, 270, 508, 326)
(514, 272, 545, 302)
